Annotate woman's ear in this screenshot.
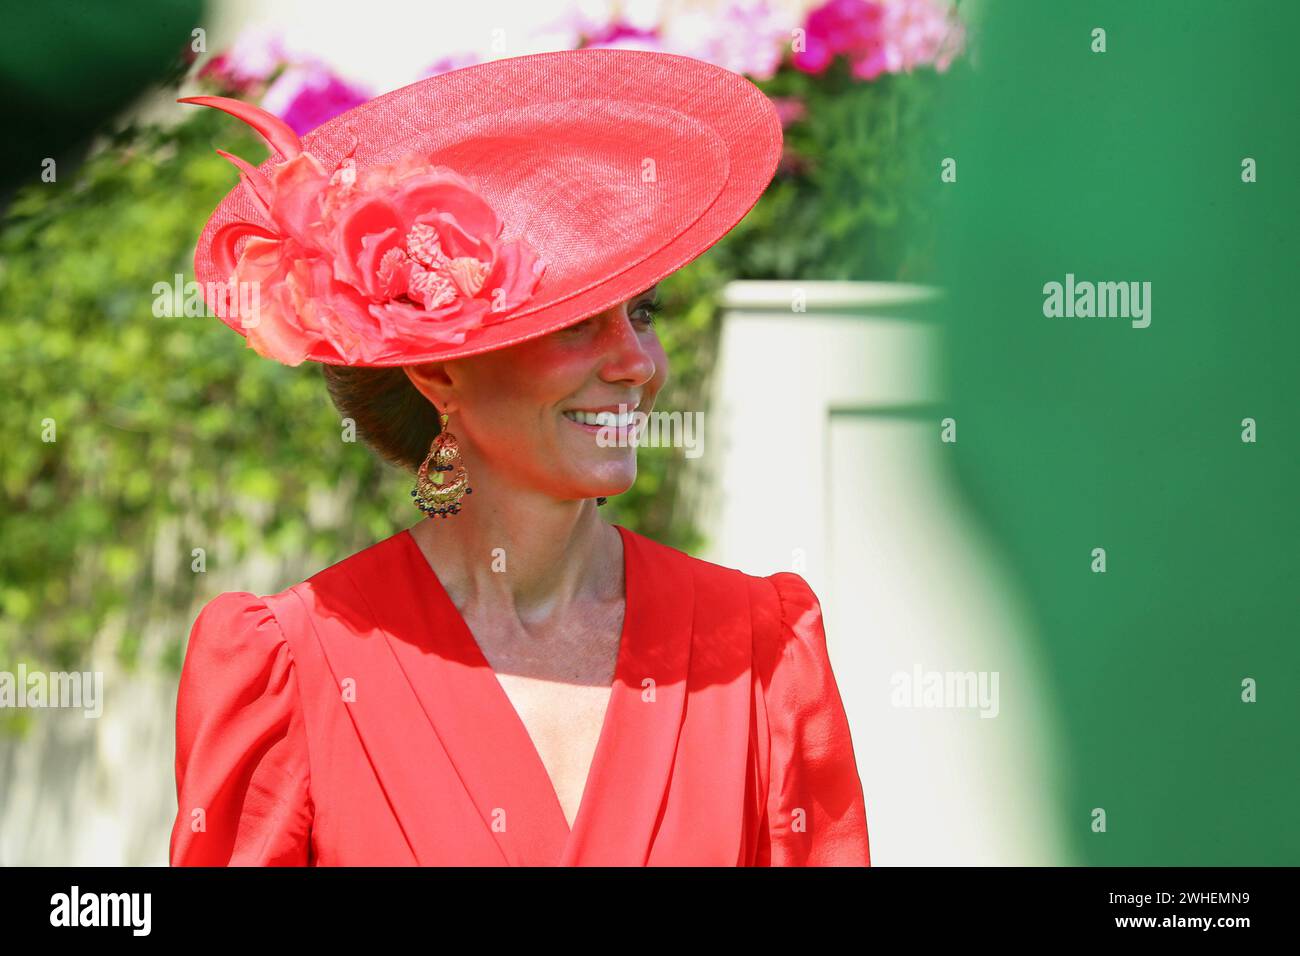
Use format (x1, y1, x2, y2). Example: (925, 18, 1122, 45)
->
(403, 362, 458, 414)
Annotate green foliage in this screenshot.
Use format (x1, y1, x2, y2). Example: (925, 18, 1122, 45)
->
(730, 58, 959, 282)
(0, 110, 406, 683)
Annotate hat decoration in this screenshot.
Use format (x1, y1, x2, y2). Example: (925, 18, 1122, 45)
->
(183, 50, 785, 369)
(180, 95, 547, 366)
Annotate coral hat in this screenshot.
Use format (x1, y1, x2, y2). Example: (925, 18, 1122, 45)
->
(182, 47, 783, 367)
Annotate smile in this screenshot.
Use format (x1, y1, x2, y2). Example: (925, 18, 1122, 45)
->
(563, 409, 635, 427)
(561, 407, 642, 440)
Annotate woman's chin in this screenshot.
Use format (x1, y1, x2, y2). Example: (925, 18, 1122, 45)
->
(561, 466, 636, 502)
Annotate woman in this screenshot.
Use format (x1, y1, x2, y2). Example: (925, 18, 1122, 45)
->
(169, 48, 870, 866)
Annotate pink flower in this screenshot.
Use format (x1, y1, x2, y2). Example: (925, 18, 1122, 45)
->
(229, 150, 546, 365)
(199, 28, 290, 93)
(793, 0, 886, 76)
(582, 21, 666, 53)
(879, 0, 966, 74)
(769, 96, 807, 128)
(421, 51, 481, 79)
(586, 21, 660, 47)
(261, 62, 371, 135)
(659, 1, 796, 81)
(533, 2, 623, 47)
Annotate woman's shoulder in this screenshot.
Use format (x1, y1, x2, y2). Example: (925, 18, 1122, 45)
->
(186, 589, 287, 657)
(247, 528, 417, 606)
(617, 525, 822, 632)
(173, 597, 314, 865)
(291, 527, 415, 594)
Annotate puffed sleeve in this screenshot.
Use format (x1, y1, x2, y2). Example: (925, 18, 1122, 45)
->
(754, 572, 871, 866)
(169, 591, 313, 866)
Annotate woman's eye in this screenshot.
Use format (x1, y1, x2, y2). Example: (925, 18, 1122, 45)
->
(632, 298, 662, 325)
(565, 297, 660, 335)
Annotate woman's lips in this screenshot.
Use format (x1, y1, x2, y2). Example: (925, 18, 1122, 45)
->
(560, 408, 641, 439)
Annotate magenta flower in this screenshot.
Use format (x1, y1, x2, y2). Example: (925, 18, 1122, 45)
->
(582, 20, 665, 52)
(261, 62, 372, 135)
(793, 0, 963, 80)
(793, 0, 887, 77)
(587, 21, 659, 46)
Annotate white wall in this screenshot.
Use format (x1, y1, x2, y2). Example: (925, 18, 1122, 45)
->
(696, 280, 1074, 864)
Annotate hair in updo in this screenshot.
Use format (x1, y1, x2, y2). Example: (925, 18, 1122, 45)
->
(321, 365, 441, 473)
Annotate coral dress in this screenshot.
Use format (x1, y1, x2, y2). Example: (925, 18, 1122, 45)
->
(169, 524, 870, 866)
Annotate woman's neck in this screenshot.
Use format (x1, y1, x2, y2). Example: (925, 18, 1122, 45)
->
(407, 494, 622, 626)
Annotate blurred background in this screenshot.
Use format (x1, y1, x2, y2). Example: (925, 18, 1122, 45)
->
(1, 0, 1294, 866)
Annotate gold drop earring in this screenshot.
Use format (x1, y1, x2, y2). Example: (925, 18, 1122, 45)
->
(412, 413, 472, 518)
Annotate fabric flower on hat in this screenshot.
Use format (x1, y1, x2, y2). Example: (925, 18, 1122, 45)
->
(181, 96, 547, 366)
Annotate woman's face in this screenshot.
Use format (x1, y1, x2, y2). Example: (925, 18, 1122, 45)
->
(405, 284, 667, 502)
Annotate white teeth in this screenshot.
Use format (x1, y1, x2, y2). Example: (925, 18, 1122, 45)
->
(564, 409, 633, 427)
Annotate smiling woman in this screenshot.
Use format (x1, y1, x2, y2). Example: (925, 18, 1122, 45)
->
(320, 284, 663, 481)
(168, 48, 870, 867)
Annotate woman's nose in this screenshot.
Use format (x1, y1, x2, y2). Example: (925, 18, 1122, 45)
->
(596, 308, 657, 384)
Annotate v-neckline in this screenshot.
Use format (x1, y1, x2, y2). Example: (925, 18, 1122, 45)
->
(401, 523, 634, 839)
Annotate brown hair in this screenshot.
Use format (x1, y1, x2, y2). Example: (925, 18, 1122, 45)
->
(321, 365, 441, 473)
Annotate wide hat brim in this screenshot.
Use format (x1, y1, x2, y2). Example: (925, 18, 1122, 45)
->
(192, 47, 784, 366)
